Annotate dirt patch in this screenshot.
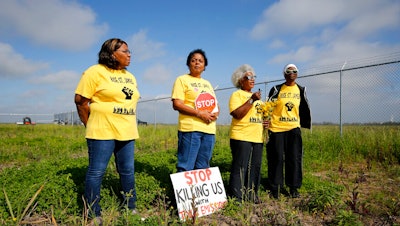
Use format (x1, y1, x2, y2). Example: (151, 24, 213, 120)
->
(191, 162, 400, 225)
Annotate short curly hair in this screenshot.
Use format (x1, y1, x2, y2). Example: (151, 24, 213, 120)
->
(231, 64, 255, 88)
(186, 49, 208, 68)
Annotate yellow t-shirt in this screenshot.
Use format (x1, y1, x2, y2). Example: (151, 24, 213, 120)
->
(269, 84, 300, 132)
(229, 90, 264, 143)
(75, 64, 140, 140)
(171, 74, 217, 134)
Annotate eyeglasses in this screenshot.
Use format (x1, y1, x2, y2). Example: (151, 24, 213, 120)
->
(244, 75, 256, 80)
(117, 50, 131, 54)
(285, 70, 298, 75)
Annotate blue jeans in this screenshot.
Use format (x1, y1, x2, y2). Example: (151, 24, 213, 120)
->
(84, 139, 136, 217)
(176, 131, 215, 172)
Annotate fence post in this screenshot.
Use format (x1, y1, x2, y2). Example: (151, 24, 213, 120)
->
(340, 61, 347, 136)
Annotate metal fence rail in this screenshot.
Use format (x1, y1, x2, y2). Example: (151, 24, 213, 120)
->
(138, 57, 400, 126)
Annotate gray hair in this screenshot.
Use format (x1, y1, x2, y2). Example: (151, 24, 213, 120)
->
(231, 64, 255, 88)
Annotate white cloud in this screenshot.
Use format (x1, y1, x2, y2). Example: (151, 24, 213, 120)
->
(270, 45, 317, 64)
(0, 42, 48, 78)
(29, 70, 80, 91)
(339, 1, 400, 40)
(269, 39, 285, 49)
(19, 89, 46, 99)
(0, 0, 108, 51)
(142, 63, 172, 84)
(251, 0, 333, 39)
(250, 0, 399, 41)
(249, 0, 374, 39)
(128, 30, 166, 62)
(252, 0, 400, 67)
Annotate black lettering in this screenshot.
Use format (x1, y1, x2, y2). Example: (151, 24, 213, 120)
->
(176, 188, 187, 204)
(113, 107, 136, 115)
(124, 78, 134, 84)
(211, 182, 224, 194)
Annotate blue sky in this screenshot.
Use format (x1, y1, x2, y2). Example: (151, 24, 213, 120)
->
(0, 0, 399, 124)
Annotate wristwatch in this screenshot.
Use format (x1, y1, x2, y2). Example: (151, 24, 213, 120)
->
(248, 99, 254, 104)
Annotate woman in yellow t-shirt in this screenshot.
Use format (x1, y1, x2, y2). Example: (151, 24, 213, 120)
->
(266, 63, 311, 199)
(74, 38, 140, 222)
(171, 49, 219, 172)
(228, 64, 263, 203)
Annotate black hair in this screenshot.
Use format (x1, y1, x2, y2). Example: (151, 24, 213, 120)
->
(186, 49, 208, 67)
(98, 38, 127, 70)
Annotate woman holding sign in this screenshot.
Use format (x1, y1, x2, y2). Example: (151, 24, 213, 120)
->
(171, 49, 219, 172)
(228, 64, 263, 203)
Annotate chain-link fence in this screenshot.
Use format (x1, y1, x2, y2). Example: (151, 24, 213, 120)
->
(0, 114, 54, 124)
(136, 55, 400, 129)
(0, 112, 81, 125)
(1, 55, 399, 130)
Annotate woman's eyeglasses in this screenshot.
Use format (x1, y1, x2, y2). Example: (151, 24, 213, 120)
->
(244, 75, 256, 80)
(117, 50, 131, 54)
(285, 70, 298, 75)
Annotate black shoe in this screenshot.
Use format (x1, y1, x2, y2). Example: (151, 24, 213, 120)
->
(280, 187, 290, 197)
(290, 188, 300, 198)
(269, 190, 279, 199)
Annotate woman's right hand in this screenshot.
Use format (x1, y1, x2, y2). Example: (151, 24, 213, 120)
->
(251, 90, 261, 101)
(74, 94, 91, 127)
(262, 120, 270, 128)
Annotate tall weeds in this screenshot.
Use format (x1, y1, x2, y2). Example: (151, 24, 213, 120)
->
(0, 124, 399, 225)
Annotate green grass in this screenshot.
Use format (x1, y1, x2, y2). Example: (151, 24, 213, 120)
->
(0, 124, 399, 225)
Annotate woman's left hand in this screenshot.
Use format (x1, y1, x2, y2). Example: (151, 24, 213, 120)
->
(198, 110, 218, 124)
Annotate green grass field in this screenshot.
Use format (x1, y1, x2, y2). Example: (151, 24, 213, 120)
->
(0, 124, 399, 225)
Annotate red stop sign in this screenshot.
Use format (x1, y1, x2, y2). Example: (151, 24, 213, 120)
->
(195, 92, 217, 112)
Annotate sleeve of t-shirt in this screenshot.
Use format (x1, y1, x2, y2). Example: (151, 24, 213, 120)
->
(75, 66, 98, 99)
(229, 91, 243, 113)
(171, 76, 185, 100)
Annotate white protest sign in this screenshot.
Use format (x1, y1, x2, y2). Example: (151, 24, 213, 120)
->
(170, 167, 227, 220)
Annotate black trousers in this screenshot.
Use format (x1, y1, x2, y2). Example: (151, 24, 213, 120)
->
(229, 139, 263, 201)
(266, 128, 303, 191)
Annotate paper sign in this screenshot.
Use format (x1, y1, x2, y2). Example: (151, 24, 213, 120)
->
(170, 167, 227, 220)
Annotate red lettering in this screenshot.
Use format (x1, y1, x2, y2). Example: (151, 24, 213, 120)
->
(201, 204, 210, 215)
(205, 168, 212, 180)
(199, 201, 227, 215)
(179, 210, 196, 219)
(184, 169, 212, 185)
(198, 170, 206, 181)
(184, 172, 192, 185)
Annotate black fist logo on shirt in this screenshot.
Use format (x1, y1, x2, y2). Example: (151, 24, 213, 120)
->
(285, 102, 294, 111)
(122, 87, 134, 99)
